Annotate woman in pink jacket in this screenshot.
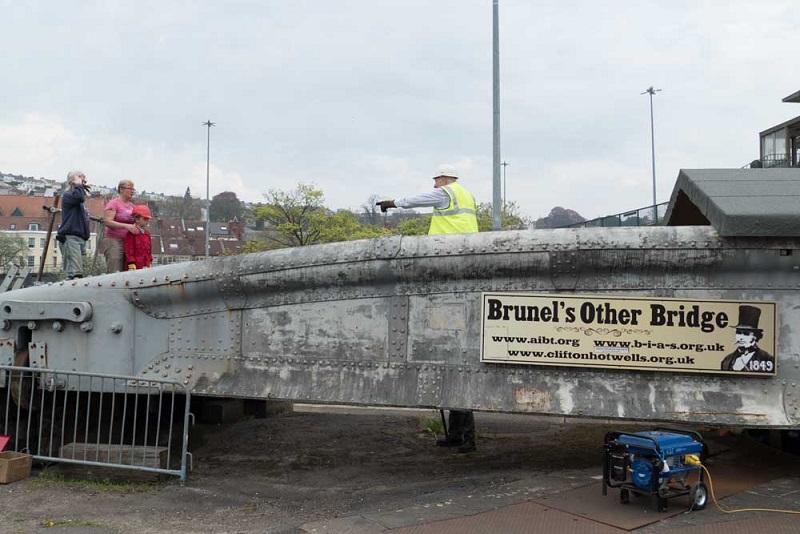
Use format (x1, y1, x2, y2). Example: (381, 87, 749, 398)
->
(101, 180, 139, 273)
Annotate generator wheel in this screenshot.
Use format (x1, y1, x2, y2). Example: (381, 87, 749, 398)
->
(619, 489, 630, 504)
(690, 482, 708, 511)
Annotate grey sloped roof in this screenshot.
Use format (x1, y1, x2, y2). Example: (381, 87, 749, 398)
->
(665, 168, 800, 236)
(783, 89, 800, 103)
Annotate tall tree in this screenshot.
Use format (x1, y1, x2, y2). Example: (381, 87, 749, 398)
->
(250, 184, 392, 249)
(252, 183, 327, 247)
(181, 187, 201, 220)
(210, 191, 244, 222)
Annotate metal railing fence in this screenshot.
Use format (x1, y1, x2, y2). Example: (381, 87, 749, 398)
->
(565, 202, 669, 229)
(741, 155, 795, 169)
(0, 365, 192, 483)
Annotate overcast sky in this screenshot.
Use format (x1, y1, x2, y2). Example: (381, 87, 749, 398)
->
(1, 0, 797, 221)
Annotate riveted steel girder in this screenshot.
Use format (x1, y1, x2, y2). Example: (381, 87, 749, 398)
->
(1, 225, 799, 427)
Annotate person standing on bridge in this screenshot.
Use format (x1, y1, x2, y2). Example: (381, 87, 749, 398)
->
(56, 170, 92, 279)
(125, 205, 153, 270)
(375, 168, 479, 236)
(376, 166, 479, 452)
(101, 180, 139, 273)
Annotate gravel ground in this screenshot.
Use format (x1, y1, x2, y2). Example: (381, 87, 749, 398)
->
(0, 406, 789, 533)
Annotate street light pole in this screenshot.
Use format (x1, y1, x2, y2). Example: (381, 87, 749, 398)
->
(202, 120, 215, 259)
(501, 161, 508, 211)
(491, 0, 502, 231)
(641, 86, 661, 208)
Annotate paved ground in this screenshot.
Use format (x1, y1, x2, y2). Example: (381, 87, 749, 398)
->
(1, 405, 799, 533)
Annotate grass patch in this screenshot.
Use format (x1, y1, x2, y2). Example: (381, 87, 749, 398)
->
(420, 416, 444, 440)
(41, 518, 104, 528)
(30, 470, 160, 493)
(240, 502, 259, 514)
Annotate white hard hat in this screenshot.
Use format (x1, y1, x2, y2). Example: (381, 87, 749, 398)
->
(433, 164, 458, 180)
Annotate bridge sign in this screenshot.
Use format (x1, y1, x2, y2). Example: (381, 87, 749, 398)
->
(481, 293, 777, 376)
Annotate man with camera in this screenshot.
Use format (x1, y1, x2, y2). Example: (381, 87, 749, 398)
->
(56, 170, 92, 279)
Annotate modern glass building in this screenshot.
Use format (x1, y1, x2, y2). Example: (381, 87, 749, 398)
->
(758, 89, 800, 168)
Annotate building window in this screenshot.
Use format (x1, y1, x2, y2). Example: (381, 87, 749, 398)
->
(52, 256, 57, 267)
(28, 238, 35, 248)
(28, 223, 40, 231)
(9, 224, 15, 230)
(27, 256, 35, 267)
(40, 238, 46, 248)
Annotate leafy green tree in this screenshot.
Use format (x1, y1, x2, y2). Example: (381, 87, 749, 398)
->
(210, 191, 244, 222)
(182, 187, 202, 220)
(396, 216, 431, 236)
(248, 185, 393, 250)
(158, 189, 203, 220)
(241, 240, 273, 254)
(318, 210, 391, 242)
(0, 232, 26, 270)
(252, 183, 327, 247)
(476, 202, 530, 231)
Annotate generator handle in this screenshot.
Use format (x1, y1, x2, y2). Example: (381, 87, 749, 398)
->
(652, 426, 705, 445)
(604, 431, 663, 456)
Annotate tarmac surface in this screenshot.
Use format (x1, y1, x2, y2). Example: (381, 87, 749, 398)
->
(1, 404, 800, 533)
(294, 406, 800, 534)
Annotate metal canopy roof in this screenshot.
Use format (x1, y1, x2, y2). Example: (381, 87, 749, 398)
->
(665, 168, 800, 236)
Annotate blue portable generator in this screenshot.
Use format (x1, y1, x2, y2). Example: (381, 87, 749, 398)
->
(602, 427, 709, 512)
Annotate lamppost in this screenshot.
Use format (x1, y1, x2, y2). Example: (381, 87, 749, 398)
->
(501, 161, 509, 212)
(641, 86, 661, 208)
(202, 120, 215, 259)
(491, 0, 502, 231)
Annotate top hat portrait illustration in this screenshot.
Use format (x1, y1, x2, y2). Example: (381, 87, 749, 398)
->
(720, 305, 775, 373)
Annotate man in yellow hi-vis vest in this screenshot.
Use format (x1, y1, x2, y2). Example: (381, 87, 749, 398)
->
(376, 172, 479, 235)
(376, 169, 479, 452)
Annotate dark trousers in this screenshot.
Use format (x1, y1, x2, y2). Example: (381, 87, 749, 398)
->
(447, 410, 475, 445)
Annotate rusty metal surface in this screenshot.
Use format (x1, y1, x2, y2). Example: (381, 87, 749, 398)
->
(0, 223, 799, 426)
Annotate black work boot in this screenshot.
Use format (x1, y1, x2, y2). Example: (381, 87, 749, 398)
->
(436, 410, 466, 446)
(456, 411, 476, 453)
